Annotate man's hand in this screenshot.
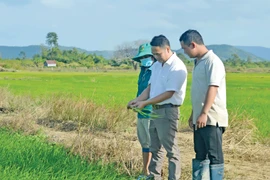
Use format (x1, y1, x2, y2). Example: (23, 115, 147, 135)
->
(127, 99, 137, 109)
(132, 101, 148, 109)
(196, 113, 208, 129)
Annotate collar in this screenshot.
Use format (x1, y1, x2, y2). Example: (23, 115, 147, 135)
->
(195, 50, 212, 66)
(200, 50, 212, 60)
(164, 52, 176, 66)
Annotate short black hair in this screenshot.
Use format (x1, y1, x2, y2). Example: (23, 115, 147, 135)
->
(179, 29, 204, 45)
(150, 35, 170, 47)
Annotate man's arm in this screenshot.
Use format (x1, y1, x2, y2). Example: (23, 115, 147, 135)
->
(145, 91, 174, 106)
(133, 91, 175, 109)
(136, 85, 150, 101)
(196, 85, 218, 128)
(127, 85, 151, 109)
(201, 85, 218, 114)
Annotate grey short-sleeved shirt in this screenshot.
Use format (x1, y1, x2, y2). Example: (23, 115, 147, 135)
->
(191, 50, 228, 127)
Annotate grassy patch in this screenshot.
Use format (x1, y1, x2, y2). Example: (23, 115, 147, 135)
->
(0, 128, 132, 180)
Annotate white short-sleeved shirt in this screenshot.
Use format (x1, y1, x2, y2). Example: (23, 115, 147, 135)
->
(191, 50, 228, 127)
(149, 52, 187, 105)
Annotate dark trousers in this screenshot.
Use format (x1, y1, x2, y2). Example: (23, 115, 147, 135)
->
(193, 125, 225, 164)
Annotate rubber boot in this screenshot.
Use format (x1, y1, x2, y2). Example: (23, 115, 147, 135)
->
(192, 159, 210, 180)
(210, 164, 224, 180)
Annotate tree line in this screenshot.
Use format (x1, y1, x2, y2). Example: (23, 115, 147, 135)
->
(0, 32, 269, 70)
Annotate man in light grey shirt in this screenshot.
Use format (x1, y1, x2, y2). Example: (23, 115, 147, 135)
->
(180, 29, 228, 180)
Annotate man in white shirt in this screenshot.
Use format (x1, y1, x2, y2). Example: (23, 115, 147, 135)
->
(180, 29, 228, 180)
(128, 35, 187, 180)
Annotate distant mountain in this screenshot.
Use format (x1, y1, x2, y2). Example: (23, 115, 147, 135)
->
(235, 46, 270, 61)
(0, 45, 114, 59)
(176, 44, 266, 61)
(57, 46, 114, 59)
(0, 44, 268, 62)
(0, 45, 41, 59)
(207, 44, 264, 61)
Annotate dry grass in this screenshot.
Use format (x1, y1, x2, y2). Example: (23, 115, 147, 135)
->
(40, 94, 135, 132)
(0, 88, 40, 135)
(223, 110, 270, 163)
(0, 87, 269, 179)
(0, 88, 135, 133)
(68, 131, 142, 176)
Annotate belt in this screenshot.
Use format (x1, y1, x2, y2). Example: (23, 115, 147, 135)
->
(152, 103, 180, 109)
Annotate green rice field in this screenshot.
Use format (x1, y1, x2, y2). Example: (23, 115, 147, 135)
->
(0, 71, 269, 137)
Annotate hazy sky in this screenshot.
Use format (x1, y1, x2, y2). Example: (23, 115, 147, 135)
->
(0, 0, 269, 50)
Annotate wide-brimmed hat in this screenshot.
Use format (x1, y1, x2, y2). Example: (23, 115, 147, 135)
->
(132, 43, 152, 62)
